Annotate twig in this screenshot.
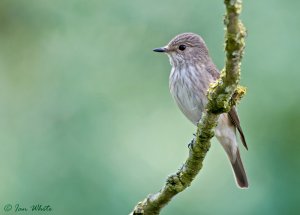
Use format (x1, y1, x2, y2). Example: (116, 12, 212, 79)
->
(130, 1, 246, 214)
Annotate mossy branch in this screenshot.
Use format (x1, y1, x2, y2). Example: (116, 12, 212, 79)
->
(130, 1, 246, 214)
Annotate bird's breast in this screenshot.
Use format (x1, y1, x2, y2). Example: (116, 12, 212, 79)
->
(169, 65, 213, 125)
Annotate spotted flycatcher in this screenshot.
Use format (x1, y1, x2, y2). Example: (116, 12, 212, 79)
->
(153, 33, 248, 188)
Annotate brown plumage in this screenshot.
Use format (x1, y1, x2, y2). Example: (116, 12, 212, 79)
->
(154, 32, 249, 188)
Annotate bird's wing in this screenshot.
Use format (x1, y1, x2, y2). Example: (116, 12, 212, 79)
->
(228, 107, 248, 150)
(206, 60, 220, 79)
(205, 61, 248, 149)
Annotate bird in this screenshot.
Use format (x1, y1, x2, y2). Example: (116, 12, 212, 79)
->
(153, 32, 248, 188)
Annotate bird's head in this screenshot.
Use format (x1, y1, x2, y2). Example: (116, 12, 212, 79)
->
(153, 32, 209, 66)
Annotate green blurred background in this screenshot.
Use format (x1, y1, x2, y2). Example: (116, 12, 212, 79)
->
(0, 0, 299, 214)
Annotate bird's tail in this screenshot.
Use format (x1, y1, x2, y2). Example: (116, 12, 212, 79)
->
(231, 149, 248, 188)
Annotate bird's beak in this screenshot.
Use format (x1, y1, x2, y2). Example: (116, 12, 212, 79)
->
(153, 47, 167, 53)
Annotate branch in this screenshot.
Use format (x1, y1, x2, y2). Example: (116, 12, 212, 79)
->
(130, 1, 246, 214)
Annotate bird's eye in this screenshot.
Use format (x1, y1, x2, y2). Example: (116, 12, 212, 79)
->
(178, 45, 186, 51)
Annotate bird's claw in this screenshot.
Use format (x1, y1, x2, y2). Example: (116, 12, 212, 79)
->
(188, 140, 195, 150)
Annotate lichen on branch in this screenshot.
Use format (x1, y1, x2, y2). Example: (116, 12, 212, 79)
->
(130, 1, 246, 214)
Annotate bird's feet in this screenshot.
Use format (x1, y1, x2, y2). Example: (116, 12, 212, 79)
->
(188, 139, 195, 150)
